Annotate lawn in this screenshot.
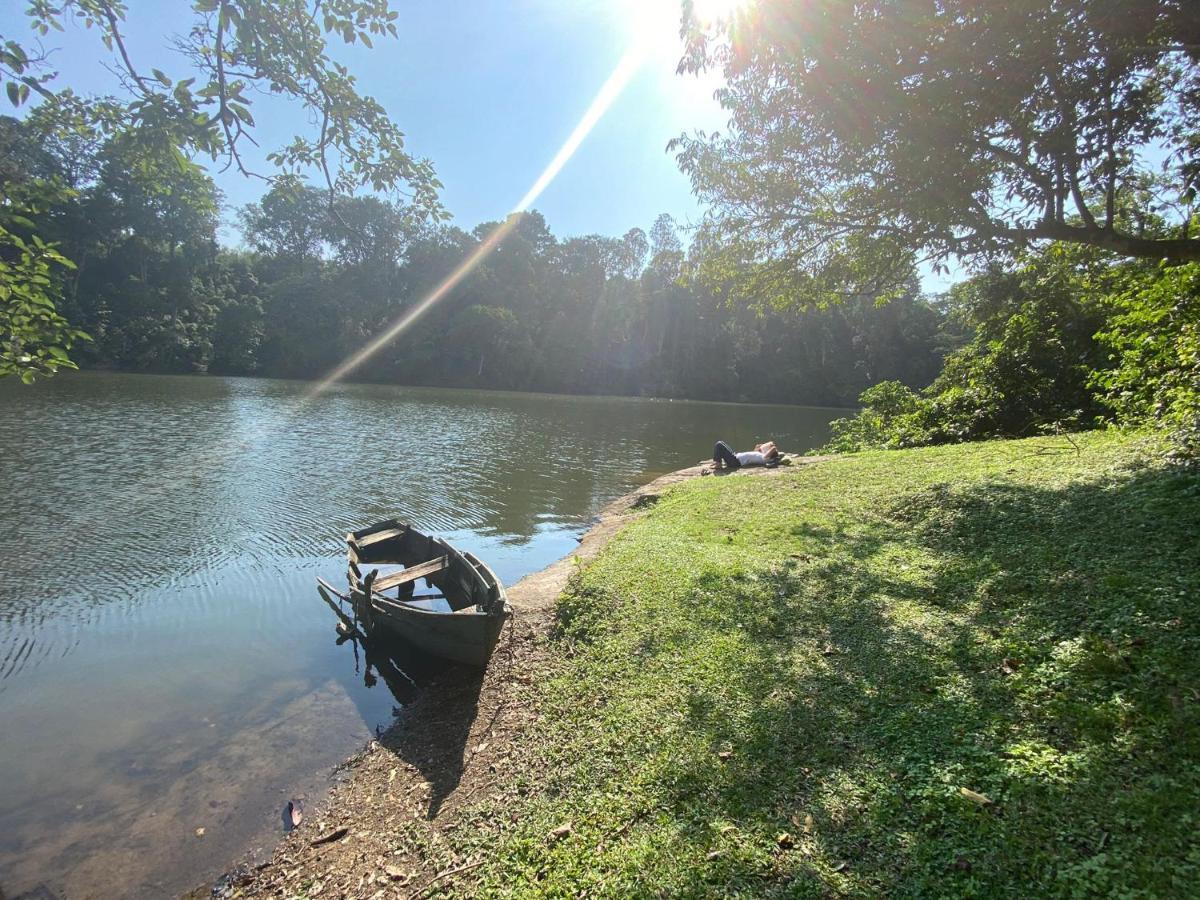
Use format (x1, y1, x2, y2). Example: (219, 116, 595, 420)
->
(449, 431, 1199, 897)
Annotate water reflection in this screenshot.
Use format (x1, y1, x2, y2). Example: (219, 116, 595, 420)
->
(0, 372, 843, 897)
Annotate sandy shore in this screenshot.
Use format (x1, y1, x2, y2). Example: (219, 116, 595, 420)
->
(207, 455, 827, 898)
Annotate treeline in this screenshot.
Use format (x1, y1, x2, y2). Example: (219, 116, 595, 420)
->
(1, 109, 946, 407)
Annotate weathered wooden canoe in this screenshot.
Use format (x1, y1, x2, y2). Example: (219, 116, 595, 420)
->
(332, 519, 510, 667)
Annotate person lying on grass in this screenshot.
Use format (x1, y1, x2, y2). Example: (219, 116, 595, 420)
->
(711, 439, 780, 471)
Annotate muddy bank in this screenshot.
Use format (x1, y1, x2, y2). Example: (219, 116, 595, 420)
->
(212, 455, 826, 899)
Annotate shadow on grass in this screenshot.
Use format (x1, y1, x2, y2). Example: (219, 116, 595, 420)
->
(650, 463, 1200, 895)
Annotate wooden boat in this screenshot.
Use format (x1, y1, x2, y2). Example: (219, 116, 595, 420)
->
(320, 519, 510, 667)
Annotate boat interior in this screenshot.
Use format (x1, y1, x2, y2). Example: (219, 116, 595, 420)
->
(346, 520, 502, 615)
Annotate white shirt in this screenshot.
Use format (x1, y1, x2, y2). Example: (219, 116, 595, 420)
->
(736, 451, 767, 466)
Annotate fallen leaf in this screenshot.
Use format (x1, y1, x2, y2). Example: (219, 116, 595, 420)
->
(832, 861, 847, 872)
(548, 823, 572, 841)
(776, 832, 794, 848)
(1000, 657, 1021, 675)
(706, 850, 723, 861)
(958, 787, 993, 806)
(717, 750, 733, 760)
(473, 742, 489, 754)
(284, 800, 303, 829)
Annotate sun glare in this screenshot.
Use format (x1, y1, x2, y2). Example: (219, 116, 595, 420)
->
(691, 0, 747, 27)
(623, 0, 745, 58)
(305, 0, 744, 398)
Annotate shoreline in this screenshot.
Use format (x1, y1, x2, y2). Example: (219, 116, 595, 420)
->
(54, 367, 859, 414)
(204, 454, 827, 897)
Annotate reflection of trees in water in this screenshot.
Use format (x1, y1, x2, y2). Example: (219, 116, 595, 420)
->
(0, 374, 840, 633)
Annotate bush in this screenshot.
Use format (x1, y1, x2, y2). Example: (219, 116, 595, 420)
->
(1095, 262, 1200, 458)
(822, 247, 1111, 452)
(823, 381, 933, 451)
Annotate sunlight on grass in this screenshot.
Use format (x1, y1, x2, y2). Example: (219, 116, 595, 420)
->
(452, 431, 1199, 896)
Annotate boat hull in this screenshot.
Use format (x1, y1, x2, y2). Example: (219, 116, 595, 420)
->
(360, 597, 507, 667)
(341, 519, 510, 667)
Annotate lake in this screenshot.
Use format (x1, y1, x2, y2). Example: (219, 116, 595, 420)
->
(0, 372, 845, 898)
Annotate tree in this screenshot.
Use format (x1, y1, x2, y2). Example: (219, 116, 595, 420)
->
(1, 0, 442, 379)
(0, 180, 88, 381)
(3, 1, 441, 204)
(239, 181, 330, 263)
(674, 0, 1200, 303)
(615, 227, 648, 279)
(647, 213, 683, 281)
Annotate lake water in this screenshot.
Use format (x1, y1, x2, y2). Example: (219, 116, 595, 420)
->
(0, 372, 844, 898)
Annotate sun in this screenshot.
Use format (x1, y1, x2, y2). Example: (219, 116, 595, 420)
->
(689, 0, 748, 28)
(620, 0, 748, 63)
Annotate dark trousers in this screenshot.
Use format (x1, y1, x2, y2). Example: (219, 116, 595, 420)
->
(713, 440, 741, 469)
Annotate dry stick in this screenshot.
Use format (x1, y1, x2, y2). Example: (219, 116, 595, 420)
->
(407, 859, 485, 899)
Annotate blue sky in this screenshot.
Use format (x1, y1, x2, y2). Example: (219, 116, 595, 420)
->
(2, 0, 960, 290)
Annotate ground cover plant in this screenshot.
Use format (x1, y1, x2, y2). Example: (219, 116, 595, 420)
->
(443, 431, 1199, 897)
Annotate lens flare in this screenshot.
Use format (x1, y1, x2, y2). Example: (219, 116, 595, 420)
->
(306, 43, 647, 398)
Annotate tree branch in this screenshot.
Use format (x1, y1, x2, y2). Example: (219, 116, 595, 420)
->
(97, 0, 151, 95)
(1024, 221, 1200, 262)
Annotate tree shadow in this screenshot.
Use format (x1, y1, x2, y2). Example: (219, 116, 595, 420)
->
(641, 462, 1200, 894)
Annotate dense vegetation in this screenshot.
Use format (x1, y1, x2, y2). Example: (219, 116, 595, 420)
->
(0, 109, 947, 405)
(409, 431, 1200, 897)
(666, 0, 1200, 455)
(821, 245, 1200, 455)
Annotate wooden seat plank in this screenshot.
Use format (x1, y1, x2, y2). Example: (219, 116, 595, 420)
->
(354, 526, 406, 548)
(372, 556, 448, 592)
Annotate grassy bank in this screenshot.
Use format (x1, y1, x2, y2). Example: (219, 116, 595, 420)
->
(432, 431, 1199, 897)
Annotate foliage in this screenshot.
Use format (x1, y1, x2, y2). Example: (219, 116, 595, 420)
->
(825, 239, 1200, 454)
(822, 380, 933, 452)
(0, 179, 89, 381)
(1095, 262, 1200, 456)
(0, 0, 443, 379)
(674, 0, 1200, 301)
(824, 244, 1123, 451)
(441, 431, 1200, 896)
(2, 0, 442, 207)
(1, 109, 952, 401)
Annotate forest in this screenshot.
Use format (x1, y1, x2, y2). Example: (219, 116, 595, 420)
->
(0, 105, 946, 407)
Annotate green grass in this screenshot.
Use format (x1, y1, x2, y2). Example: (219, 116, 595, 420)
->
(454, 431, 1200, 897)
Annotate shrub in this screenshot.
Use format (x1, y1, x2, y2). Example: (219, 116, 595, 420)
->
(1095, 262, 1200, 458)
